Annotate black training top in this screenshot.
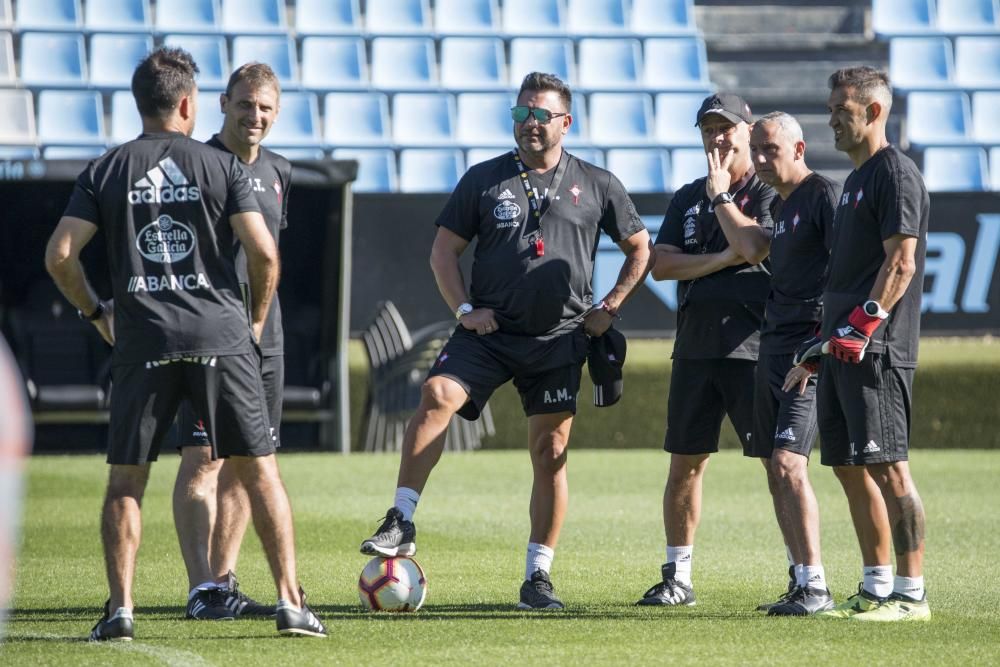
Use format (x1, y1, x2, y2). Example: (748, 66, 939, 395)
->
(760, 172, 838, 354)
(823, 145, 928, 368)
(207, 135, 291, 357)
(437, 149, 645, 338)
(655, 171, 776, 360)
(62, 131, 260, 364)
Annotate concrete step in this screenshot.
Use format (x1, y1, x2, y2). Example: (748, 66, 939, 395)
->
(695, 4, 868, 39)
(707, 59, 889, 105)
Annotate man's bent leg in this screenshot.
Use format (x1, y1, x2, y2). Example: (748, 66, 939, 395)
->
(173, 447, 221, 590)
(396, 376, 468, 492)
(104, 464, 150, 611)
(868, 461, 925, 578)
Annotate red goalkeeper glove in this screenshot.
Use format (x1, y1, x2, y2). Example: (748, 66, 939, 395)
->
(827, 305, 885, 364)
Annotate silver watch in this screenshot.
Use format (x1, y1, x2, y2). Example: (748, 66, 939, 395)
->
(455, 302, 474, 320)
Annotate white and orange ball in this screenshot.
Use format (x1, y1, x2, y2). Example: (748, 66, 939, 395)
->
(358, 557, 427, 612)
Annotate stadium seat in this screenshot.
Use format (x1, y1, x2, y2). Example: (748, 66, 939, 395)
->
(630, 0, 696, 35)
(162, 35, 227, 89)
(655, 92, 704, 147)
(264, 92, 319, 147)
(366, 0, 431, 34)
(644, 38, 712, 91)
(332, 148, 397, 192)
(42, 145, 106, 158)
(15, 0, 81, 31)
(456, 92, 512, 146)
(37, 90, 104, 147)
(323, 92, 391, 146)
(937, 0, 998, 34)
(567, 147, 604, 167)
(588, 93, 654, 146)
(192, 90, 224, 141)
(440, 37, 506, 91)
(578, 38, 643, 90)
(155, 0, 220, 33)
(231, 36, 298, 87)
(20, 32, 87, 88)
(392, 93, 456, 146)
(85, 0, 151, 32)
(370, 37, 436, 89)
(220, 0, 285, 34)
(110, 90, 141, 144)
(465, 147, 508, 167)
(972, 91, 1000, 142)
(398, 149, 465, 192)
(294, 0, 361, 35)
(0, 0, 10, 29)
(268, 147, 326, 161)
(607, 148, 670, 192)
(955, 37, 1000, 88)
(991, 146, 1000, 190)
(509, 38, 575, 87)
(566, 0, 628, 35)
(0, 89, 37, 146)
(670, 147, 706, 191)
(301, 37, 366, 90)
(435, 0, 499, 34)
(0, 31, 13, 85)
(0, 145, 40, 159)
(906, 91, 973, 145)
(922, 146, 988, 191)
(89, 34, 153, 89)
(502, 0, 565, 35)
(872, 0, 935, 36)
(889, 37, 955, 90)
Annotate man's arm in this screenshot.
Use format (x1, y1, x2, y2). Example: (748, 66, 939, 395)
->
(45, 216, 114, 345)
(705, 149, 771, 264)
(870, 234, 918, 310)
(229, 211, 279, 342)
(429, 226, 497, 335)
(583, 229, 653, 336)
(651, 243, 744, 282)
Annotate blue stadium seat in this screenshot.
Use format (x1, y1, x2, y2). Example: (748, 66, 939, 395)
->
(295, 0, 361, 35)
(655, 92, 704, 147)
(567, 147, 605, 167)
(392, 93, 456, 146)
(192, 90, 224, 142)
(110, 89, 141, 144)
(435, 0, 499, 35)
(456, 92, 511, 146)
(991, 146, 1000, 190)
(0, 31, 13, 85)
(221, 0, 285, 34)
(269, 147, 326, 160)
(43, 145, 106, 158)
(89, 34, 153, 89)
(588, 93, 654, 146)
(578, 38, 643, 90)
(630, 0, 696, 35)
(366, 0, 431, 35)
(323, 92, 391, 146)
(465, 147, 508, 168)
(85, 0, 151, 32)
(264, 92, 319, 147)
(440, 37, 506, 90)
(670, 147, 706, 191)
(872, 0, 935, 37)
(906, 91, 973, 145)
(155, 0, 220, 34)
(937, 0, 998, 34)
(332, 148, 397, 192)
(16, 0, 81, 31)
(972, 91, 1000, 142)
(564, 97, 588, 146)
(162, 35, 227, 89)
(0, 146, 40, 159)
(955, 37, 1000, 88)
(509, 38, 575, 87)
(398, 149, 464, 192)
(37, 90, 104, 147)
(0, 0, 10, 29)
(0, 89, 37, 146)
(502, 0, 565, 35)
(20, 32, 87, 87)
(370, 37, 436, 89)
(607, 148, 670, 192)
(231, 36, 298, 87)
(301, 37, 367, 90)
(889, 37, 954, 90)
(566, 0, 627, 35)
(922, 146, 988, 191)
(644, 38, 712, 91)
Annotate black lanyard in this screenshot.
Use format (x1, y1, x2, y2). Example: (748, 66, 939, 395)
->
(512, 148, 568, 257)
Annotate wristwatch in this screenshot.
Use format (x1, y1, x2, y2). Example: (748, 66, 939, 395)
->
(78, 301, 105, 322)
(863, 299, 889, 320)
(712, 192, 735, 208)
(455, 302, 474, 320)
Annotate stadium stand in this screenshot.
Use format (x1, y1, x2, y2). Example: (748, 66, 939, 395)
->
(654, 93, 705, 147)
(578, 38, 643, 90)
(0, 89, 36, 147)
(323, 92, 391, 147)
(607, 147, 671, 192)
(369, 37, 436, 89)
(889, 37, 955, 90)
(991, 146, 1000, 190)
(508, 37, 575, 87)
(630, 0, 696, 36)
(332, 148, 397, 191)
(192, 89, 225, 142)
(89, 33, 153, 89)
(937, 0, 999, 34)
(109, 89, 140, 144)
(231, 35, 298, 86)
(19, 32, 87, 88)
(365, 0, 431, 35)
(973, 91, 1000, 143)
(670, 147, 706, 192)
(566, 0, 629, 36)
(162, 34, 228, 88)
(392, 93, 456, 146)
(922, 146, 989, 191)
(643, 37, 712, 91)
(906, 91, 973, 146)
(0, 30, 13, 84)
(264, 91, 320, 147)
(501, 0, 564, 35)
(439, 37, 506, 90)
(15, 0, 82, 31)
(588, 92, 654, 146)
(398, 148, 464, 192)
(434, 0, 499, 35)
(295, 0, 361, 35)
(220, 0, 286, 34)
(456, 92, 512, 146)
(872, 0, 935, 37)
(0, 0, 10, 29)
(955, 36, 1000, 88)
(301, 36, 366, 90)
(85, 0, 151, 32)
(36, 90, 104, 148)
(154, 0, 220, 33)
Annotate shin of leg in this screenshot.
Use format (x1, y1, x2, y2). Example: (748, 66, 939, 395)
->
(869, 461, 925, 575)
(527, 412, 573, 546)
(664, 454, 709, 546)
(771, 450, 820, 565)
(173, 447, 221, 589)
(212, 460, 252, 579)
(104, 465, 150, 610)
(397, 377, 467, 492)
(833, 465, 892, 566)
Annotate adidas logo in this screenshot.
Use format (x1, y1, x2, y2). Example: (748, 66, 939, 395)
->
(862, 440, 881, 454)
(497, 188, 516, 200)
(776, 427, 796, 441)
(128, 157, 201, 205)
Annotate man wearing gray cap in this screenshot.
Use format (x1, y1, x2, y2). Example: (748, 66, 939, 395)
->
(637, 92, 776, 606)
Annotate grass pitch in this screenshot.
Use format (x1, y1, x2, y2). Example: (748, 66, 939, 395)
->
(4, 449, 1000, 665)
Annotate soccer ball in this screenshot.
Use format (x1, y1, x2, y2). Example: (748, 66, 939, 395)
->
(358, 557, 427, 612)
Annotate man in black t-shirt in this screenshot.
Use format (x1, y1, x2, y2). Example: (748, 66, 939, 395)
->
(807, 67, 930, 622)
(359, 72, 652, 610)
(746, 112, 838, 616)
(637, 93, 775, 607)
(44, 48, 325, 639)
(172, 63, 292, 620)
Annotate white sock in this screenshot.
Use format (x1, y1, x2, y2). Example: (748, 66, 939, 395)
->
(188, 582, 221, 600)
(666, 545, 693, 586)
(110, 607, 133, 620)
(893, 575, 924, 600)
(801, 565, 827, 590)
(276, 598, 299, 612)
(863, 565, 893, 598)
(785, 545, 795, 570)
(393, 487, 420, 522)
(525, 542, 554, 580)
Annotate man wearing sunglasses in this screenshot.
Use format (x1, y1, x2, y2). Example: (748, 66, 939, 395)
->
(360, 72, 653, 610)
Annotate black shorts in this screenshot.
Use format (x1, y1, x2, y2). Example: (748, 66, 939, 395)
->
(178, 354, 283, 449)
(749, 352, 819, 459)
(816, 353, 913, 467)
(107, 352, 275, 465)
(664, 358, 756, 455)
(427, 326, 588, 420)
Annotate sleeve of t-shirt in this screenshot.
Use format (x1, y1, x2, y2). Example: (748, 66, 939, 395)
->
(876, 158, 923, 240)
(434, 167, 481, 241)
(224, 155, 262, 217)
(279, 161, 291, 230)
(817, 180, 838, 251)
(599, 172, 646, 243)
(62, 164, 101, 226)
(751, 183, 776, 232)
(655, 186, 688, 248)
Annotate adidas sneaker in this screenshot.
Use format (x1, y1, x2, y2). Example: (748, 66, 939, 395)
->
(636, 562, 696, 607)
(276, 588, 327, 638)
(89, 601, 133, 642)
(360, 507, 416, 558)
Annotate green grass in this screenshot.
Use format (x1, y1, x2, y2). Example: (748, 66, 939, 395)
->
(4, 450, 1000, 665)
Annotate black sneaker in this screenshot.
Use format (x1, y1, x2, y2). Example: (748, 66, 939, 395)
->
(517, 569, 564, 610)
(186, 587, 236, 620)
(276, 587, 328, 638)
(768, 585, 835, 616)
(222, 570, 277, 617)
(89, 600, 133, 642)
(360, 507, 416, 557)
(635, 562, 696, 606)
(756, 566, 797, 612)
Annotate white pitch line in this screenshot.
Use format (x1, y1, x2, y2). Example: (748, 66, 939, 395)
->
(10, 632, 215, 667)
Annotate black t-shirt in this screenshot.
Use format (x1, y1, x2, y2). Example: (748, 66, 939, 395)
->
(207, 135, 291, 357)
(437, 149, 645, 337)
(62, 131, 260, 364)
(823, 146, 928, 368)
(655, 171, 776, 360)
(760, 172, 838, 354)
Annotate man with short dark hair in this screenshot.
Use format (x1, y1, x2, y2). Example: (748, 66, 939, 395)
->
(359, 71, 652, 610)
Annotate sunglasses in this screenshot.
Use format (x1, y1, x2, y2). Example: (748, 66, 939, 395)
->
(510, 106, 568, 125)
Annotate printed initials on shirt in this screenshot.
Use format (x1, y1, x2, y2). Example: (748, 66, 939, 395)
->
(249, 177, 265, 193)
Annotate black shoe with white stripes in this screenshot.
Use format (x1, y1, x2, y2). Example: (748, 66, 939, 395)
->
(186, 587, 236, 620)
(276, 587, 327, 638)
(89, 600, 133, 642)
(222, 570, 277, 617)
(636, 562, 697, 606)
(516, 569, 565, 610)
(768, 585, 835, 616)
(756, 566, 797, 612)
